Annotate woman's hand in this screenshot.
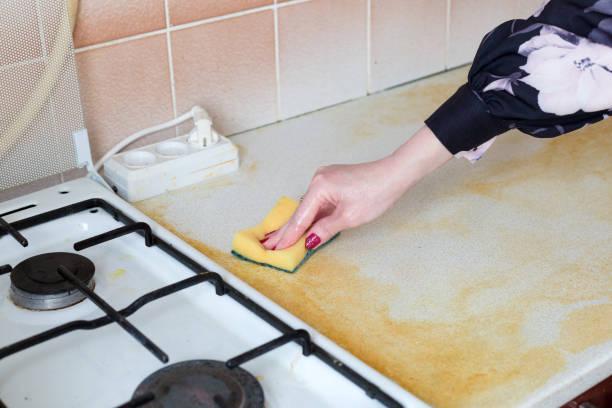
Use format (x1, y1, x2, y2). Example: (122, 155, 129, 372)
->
(262, 126, 453, 250)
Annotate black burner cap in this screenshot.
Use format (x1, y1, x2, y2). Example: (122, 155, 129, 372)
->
(133, 360, 264, 408)
(11, 252, 95, 295)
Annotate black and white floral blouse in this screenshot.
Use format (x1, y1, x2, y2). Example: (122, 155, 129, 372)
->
(426, 0, 612, 162)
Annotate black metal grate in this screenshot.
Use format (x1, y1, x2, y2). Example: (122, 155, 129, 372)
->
(0, 215, 28, 247)
(0, 198, 402, 408)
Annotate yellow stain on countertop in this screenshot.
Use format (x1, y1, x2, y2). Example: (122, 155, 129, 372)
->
(350, 68, 467, 143)
(245, 161, 258, 174)
(461, 127, 611, 215)
(136, 68, 612, 407)
(560, 304, 612, 353)
(135, 205, 611, 408)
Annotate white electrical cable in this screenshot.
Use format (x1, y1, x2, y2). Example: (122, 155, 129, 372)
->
(94, 107, 201, 171)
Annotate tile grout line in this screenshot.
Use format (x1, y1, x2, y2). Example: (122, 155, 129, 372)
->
(74, 29, 166, 54)
(273, 2, 283, 120)
(74, 0, 312, 54)
(366, 0, 372, 94)
(73, 9, 270, 54)
(445, 0, 452, 69)
(167, 4, 274, 33)
(277, 0, 311, 8)
(164, 0, 178, 120)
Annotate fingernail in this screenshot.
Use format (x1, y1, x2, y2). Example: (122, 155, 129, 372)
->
(305, 233, 321, 250)
(265, 230, 277, 237)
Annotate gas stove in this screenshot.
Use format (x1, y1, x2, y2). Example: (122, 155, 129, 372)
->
(0, 178, 425, 408)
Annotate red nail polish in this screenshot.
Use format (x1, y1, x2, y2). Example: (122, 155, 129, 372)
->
(305, 233, 321, 250)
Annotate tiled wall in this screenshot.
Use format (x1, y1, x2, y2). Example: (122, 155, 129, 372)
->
(70, 0, 543, 160)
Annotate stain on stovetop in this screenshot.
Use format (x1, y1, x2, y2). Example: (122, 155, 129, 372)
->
(110, 268, 126, 281)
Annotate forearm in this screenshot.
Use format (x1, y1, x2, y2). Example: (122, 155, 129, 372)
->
(381, 125, 453, 195)
(263, 126, 452, 250)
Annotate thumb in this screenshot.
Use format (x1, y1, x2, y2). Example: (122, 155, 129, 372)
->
(305, 212, 346, 250)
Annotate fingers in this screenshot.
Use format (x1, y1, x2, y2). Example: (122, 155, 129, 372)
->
(259, 230, 278, 244)
(305, 211, 346, 250)
(262, 192, 322, 250)
(261, 223, 289, 249)
(273, 193, 323, 250)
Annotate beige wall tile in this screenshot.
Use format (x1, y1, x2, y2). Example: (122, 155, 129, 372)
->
(168, 0, 272, 26)
(172, 11, 277, 135)
(447, 0, 516, 68)
(0, 0, 42, 66)
(515, 0, 545, 18)
(74, 0, 166, 48)
(370, 0, 446, 93)
(76, 35, 174, 161)
(278, 0, 368, 119)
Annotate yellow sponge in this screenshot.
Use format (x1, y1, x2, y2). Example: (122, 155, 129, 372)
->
(231, 197, 336, 273)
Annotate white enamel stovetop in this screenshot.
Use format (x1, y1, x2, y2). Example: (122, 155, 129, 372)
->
(0, 178, 425, 408)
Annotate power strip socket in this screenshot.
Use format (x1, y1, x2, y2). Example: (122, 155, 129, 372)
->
(103, 133, 239, 202)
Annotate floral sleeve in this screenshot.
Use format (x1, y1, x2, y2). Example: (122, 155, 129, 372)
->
(425, 0, 612, 162)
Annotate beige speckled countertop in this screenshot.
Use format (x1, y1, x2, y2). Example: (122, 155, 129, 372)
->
(136, 67, 612, 407)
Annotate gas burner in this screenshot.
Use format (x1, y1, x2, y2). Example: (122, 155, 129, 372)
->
(10, 252, 95, 311)
(132, 360, 264, 408)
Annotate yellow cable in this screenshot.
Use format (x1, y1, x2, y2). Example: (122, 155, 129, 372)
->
(0, 0, 80, 159)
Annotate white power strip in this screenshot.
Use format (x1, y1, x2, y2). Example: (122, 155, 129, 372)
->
(103, 132, 239, 202)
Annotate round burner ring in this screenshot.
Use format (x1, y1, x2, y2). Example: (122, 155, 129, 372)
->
(10, 252, 95, 311)
(132, 360, 264, 408)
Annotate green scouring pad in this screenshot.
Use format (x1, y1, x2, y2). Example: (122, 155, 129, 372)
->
(231, 233, 339, 273)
